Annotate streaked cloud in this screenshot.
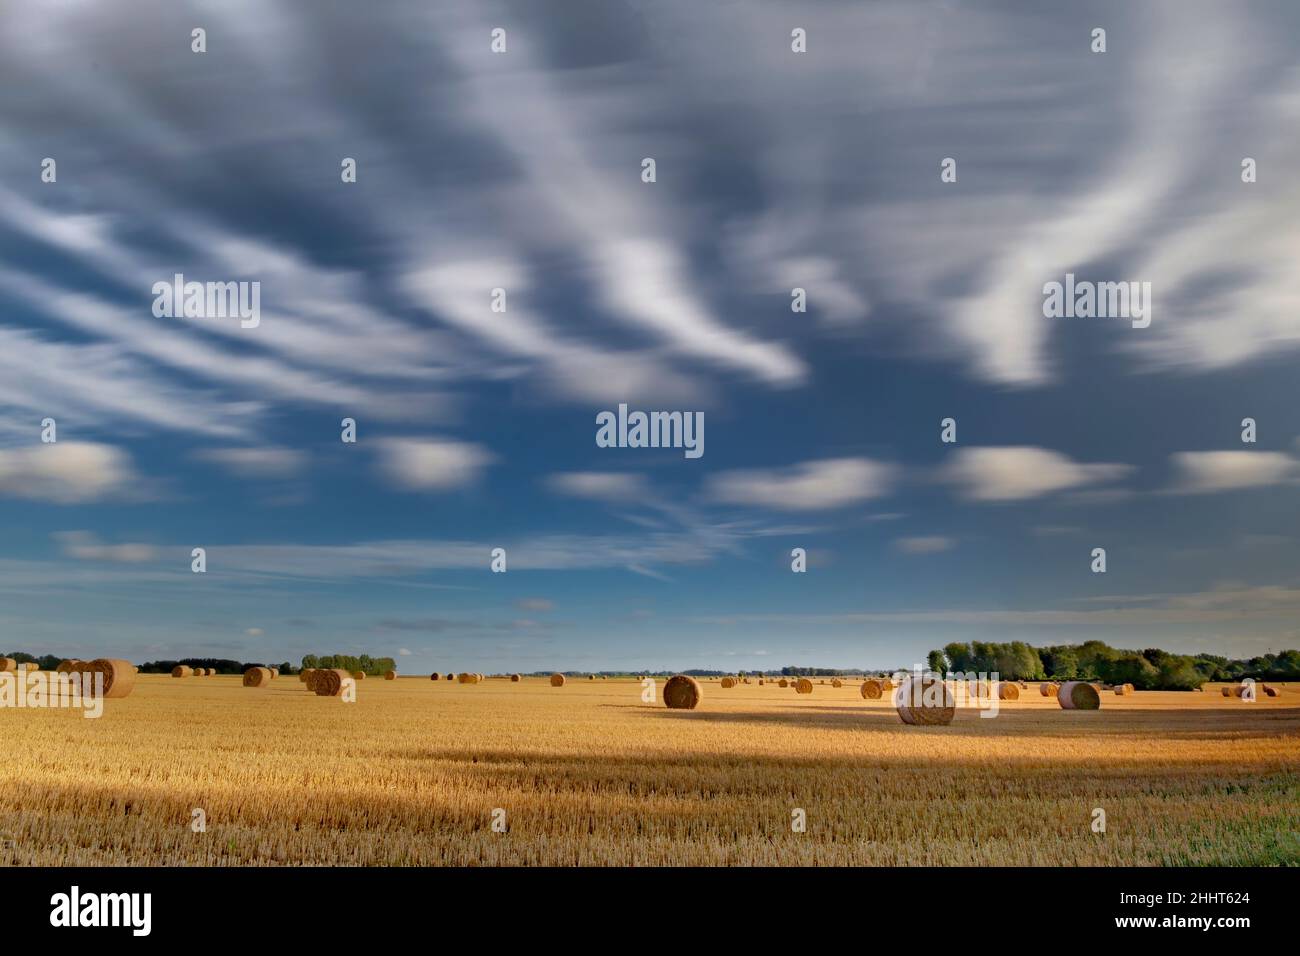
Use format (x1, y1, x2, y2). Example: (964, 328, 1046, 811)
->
(1168, 451, 1298, 494)
(0, 442, 141, 504)
(374, 438, 494, 491)
(942, 447, 1132, 502)
(707, 458, 897, 511)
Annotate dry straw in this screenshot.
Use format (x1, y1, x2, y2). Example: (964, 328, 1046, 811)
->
(1057, 681, 1102, 710)
(458, 673, 482, 684)
(1039, 682, 1056, 697)
(721, 677, 736, 689)
(777, 678, 789, 688)
(795, 678, 813, 694)
(352, 671, 366, 680)
(831, 679, 843, 688)
(1263, 684, 1280, 697)
(0, 658, 15, 672)
(663, 674, 702, 710)
(510, 674, 521, 682)
(300, 670, 312, 682)
(550, 673, 565, 687)
(313, 668, 349, 697)
(81, 659, 136, 698)
(894, 676, 956, 726)
(269, 667, 279, 679)
(860, 679, 884, 700)
(171, 665, 193, 678)
(997, 682, 1019, 700)
(243, 666, 272, 688)
(385, 670, 397, 680)
(56, 660, 82, 673)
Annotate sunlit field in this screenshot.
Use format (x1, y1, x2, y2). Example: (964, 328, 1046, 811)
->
(3, 675, 1297, 866)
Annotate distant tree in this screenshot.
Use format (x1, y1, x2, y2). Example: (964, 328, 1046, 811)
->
(926, 649, 947, 676)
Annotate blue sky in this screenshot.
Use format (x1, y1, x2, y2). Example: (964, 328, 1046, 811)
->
(1, 0, 1298, 672)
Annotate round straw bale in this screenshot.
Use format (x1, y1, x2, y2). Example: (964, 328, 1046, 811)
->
(894, 676, 956, 726)
(172, 664, 193, 678)
(721, 677, 736, 689)
(1263, 684, 1280, 697)
(300, 670, 311, 682)
(588, 674, 596, 681)
(860, 679, 884, 700)
(0, 658, 15, 672)
(758, 679, 765, 685)
(997, 681, 1019, 700)
(1039, 682, 1055, 696)
(510, 673, 521, 682)
(458, 672, 482, 684)
(1221, 686, 1235, 697)
(777, 678, 789, 688)
(243, 666, 272, 688)
(352, 670, 365, 680)
(56, 659, 82, 673)
(550, 673, 565, 687)
(269, 667, 279, 679)
(84, 658, 136, 698)
(663, 674, 702, 710)
(795, 677, 813, 694)
(831, 679, 843, 688)
(313, 668, 349, 697)
(384, 670, 397, 680)
(1058, 681, 1102, 710)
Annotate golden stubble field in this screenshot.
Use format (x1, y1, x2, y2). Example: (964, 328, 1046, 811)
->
(2, 675, 1297, 866)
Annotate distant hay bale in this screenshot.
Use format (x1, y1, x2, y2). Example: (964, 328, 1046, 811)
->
(243, 666, 272, 688)
(997, 682, 1019, 700)
(352, 671, 366, 680)
(550, 673, 565, 687)
(795, 678, 813, 694)
(313, 668, 349, 697)
(1039, 682, 1055, 697)
(385, 670, 397, 680)
(721, 677, 736, 689)
(1263, 684, 1280, 697)
(84, 659, 136, 698)
(429, 672, 440, 681)
(663, 674, 702, 710)
(510, 673, 521, 682)
(206, 668, 216, 676)
(172, 665, 193, 678)
(458, 672, 482, 685)
(588, 674, 596, 681)
(894, 676, 956, 726)
(56, 659, 83, 673)
(758, 679, 765, 685)
(778, 679, 789, 688)
(860, 679, 884, 700)
(831, 679, 843, 688)
(0, 658, 15, 672)
(1114, 683, 1135, 696)
(1057, 681, 1101, 710)
(269, 667, 279, 679)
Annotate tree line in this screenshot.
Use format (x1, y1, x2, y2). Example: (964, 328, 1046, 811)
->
(300, 654, 396, 676)
(928, 641, 1300, 690)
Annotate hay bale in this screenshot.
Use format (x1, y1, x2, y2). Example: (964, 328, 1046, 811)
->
(997, 682, 1019, 700)
(758, 679, 765, 686)
(860, 679, 884, 700)
(313, 668, 349, 697)
(1114, 683, 1135, 696)
(0, 658, 15, 672)
(831, 679, 843, 688)
(1039, 682, 1056, 697)
(269, 667, 279, 679)
(795, 678, 813, 694)
(243, 666, 272, 688)
(777, 678, 788, 688)
(83, 659, 136, 698)
(385, 670, 397, 680)
(172, 665, 193, 678)
(894, 676, 956, 726)
(588, 674, 596, 681)
(56, 659, 83, 673)
(352, 670, 365, 680)
(510, 674, 521, 682)
(458, 672, 482, 685)
(721, 677, 736, 689)
(663, 674, 702, 710)
(1057, 681, 1101, 710)
(300, 670, 312, 682)
(550, 673, 565, 687)
(1263, 684, 1280, 697)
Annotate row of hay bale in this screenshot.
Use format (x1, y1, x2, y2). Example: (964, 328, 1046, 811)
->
(171, 665, 221, 677)
(0, 659, 40, 673)
(1222, 683, 1280, 698)
(43, 659, 137, 698)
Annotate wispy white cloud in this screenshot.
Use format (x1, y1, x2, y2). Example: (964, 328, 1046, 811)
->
(894, 535, 955, 555)
(0, 442, 141, 504)
(194, 446, 308, 479)
(373, 438, 494, 491)
(942, 447, 1132, 502)
(708, 458, 897, 511)
(1168, 450, 1298, 494)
